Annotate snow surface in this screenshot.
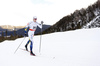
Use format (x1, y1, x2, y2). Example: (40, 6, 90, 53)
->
(0, 28, 100, 66)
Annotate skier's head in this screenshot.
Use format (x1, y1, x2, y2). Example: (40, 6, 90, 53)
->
(33, 16, 37, 22)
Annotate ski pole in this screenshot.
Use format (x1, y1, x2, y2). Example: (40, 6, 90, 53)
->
(14, 37, 26, 54)
(39, 21, 43, 53)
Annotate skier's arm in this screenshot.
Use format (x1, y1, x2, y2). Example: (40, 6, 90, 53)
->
(25, 23, 29, 36)
(37, 22, 42, 29)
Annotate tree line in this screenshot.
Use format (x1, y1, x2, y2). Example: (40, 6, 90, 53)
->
(0, 30, 23, 42)
(42, 0, 100, 34)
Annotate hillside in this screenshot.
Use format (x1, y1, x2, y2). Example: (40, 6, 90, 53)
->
(0, 24, 51, 36)
(83, 15, 100, 28)
(0, 28, 100, 66)
(43, 0, 100, 34)
(0, 25, 25, 31)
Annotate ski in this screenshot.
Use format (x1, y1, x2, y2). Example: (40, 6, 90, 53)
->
(20, 48, 36, 56)
(20, 48, 30, 52)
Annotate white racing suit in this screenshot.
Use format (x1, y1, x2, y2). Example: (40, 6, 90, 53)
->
(25, 21, 42, 51)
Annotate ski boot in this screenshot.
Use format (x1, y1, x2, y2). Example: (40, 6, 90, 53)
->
(30, 51, 36, 56)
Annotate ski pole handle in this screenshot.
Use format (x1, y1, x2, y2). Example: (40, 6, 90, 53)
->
(41, 21, 44, 25)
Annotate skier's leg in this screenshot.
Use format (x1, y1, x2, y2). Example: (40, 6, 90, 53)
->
(25, 31, 31, 51)
(29, 34, 35, 56)
(30, 41, 33, 51)
(29, 34, 34, 51)
(26, 39, 31, 45)
(28, 31, 35, 55)
(25, 39, 31, 51)
(30, 40, 35, 56)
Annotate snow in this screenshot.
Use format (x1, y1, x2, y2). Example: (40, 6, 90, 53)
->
(0, 28, 100, 66)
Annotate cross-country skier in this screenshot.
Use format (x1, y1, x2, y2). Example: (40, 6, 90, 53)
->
(24, 16, 42, 56)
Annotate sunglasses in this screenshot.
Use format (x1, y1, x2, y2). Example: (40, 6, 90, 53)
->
(34, 18, 37, 20)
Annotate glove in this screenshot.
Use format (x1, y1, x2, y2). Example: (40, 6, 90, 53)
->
(41, 21, 43, 25)
(25, 28, 27, 36)
(25, 33, 27, 36)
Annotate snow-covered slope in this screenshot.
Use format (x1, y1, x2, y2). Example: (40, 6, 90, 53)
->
(0, 28, 100, 66)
